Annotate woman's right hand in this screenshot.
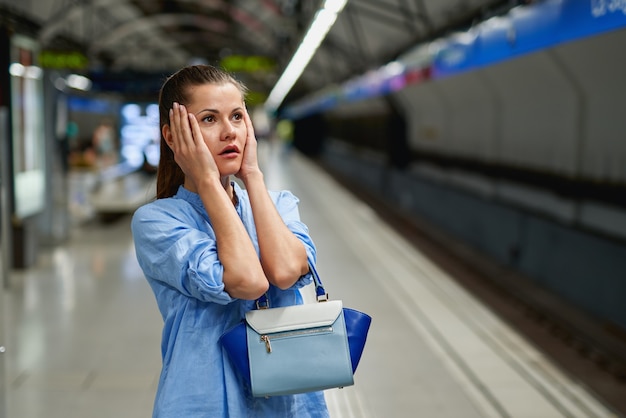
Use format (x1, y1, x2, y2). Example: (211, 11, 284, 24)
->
(167, 102, 220, 187)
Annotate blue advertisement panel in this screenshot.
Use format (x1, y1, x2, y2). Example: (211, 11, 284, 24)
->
(508, 2, 562, 56)
(284, 0, 626, 118)
(432, 0, 626, 78)
(561, 0, 626, 40)
(432, 33, 478, 78)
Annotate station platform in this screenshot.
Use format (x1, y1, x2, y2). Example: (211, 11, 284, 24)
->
(3, 142, 619, 417)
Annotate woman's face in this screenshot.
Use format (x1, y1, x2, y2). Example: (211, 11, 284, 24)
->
(184, 82, 246, 178)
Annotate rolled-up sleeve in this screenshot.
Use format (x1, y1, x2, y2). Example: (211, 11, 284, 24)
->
(131, 200, 234, 304)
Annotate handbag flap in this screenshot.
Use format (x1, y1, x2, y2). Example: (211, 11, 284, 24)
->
(245, 300, 343, 335)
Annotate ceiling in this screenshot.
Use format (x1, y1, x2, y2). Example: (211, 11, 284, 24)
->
(1, 0, 513, 105)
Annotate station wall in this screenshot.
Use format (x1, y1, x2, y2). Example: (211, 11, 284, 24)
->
(316, 27, 626, 334)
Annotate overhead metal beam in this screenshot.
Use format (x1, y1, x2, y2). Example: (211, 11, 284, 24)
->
(39, 0, 126, 44)
(40, 0, 276, 54)
(342, 3, 372, 67)
(404, 0, 434, 33)
(349, 0, 417, 29)
(89, 13, 230, 54)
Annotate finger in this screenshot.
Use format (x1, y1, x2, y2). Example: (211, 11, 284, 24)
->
(244, 107, 256, 140)
(170, 103, 183, 150)
(168, 108, 176, 150)
(188, 113, 206, 151)
(178, 104, 194, 147)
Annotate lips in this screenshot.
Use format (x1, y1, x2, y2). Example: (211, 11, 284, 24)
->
(219, 145, 240, 156)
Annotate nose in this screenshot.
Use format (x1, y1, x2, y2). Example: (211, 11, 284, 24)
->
(222, 120, 236, 141)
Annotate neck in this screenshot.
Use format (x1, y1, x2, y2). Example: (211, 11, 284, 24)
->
(220, 175, 230, 190)
(183, 175, 234, 202)
(223, 177, 239, 206)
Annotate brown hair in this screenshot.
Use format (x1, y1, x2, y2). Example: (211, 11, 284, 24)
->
(156, 64, 248, 199)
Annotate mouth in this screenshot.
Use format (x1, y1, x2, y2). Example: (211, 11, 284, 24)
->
(219, 145, 240, 156)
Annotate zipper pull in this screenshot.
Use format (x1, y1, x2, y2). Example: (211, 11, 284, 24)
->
(261, 335, 272, 353)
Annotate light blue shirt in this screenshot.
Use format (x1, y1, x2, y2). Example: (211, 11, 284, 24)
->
(131, 183, 329, 417)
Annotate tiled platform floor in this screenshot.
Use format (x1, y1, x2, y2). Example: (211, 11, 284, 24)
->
(2, 143, 619, 417)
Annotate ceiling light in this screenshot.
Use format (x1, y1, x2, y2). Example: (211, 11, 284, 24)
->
(9, 63, 25, 77)
(264, 0, 347, 113)
(66, 74, 92, 91)
(9, 63, 44, 79)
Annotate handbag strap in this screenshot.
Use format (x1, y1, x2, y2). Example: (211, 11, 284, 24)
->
(309, 261, 329, 301)
(255, 262, 328, 309)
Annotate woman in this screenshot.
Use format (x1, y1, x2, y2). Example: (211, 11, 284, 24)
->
(131, 64, 329, 417)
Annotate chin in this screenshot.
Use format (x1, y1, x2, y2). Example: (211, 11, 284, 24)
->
(219, 162, 242, 178)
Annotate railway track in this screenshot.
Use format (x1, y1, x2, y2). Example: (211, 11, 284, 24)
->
(321, 162, 626, 416)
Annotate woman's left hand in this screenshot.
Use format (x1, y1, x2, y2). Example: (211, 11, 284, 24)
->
(236, 108, 262, 180)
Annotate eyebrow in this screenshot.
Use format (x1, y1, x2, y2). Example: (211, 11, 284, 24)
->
(196, 107, 244, 115)
(197, 108, 218, 114)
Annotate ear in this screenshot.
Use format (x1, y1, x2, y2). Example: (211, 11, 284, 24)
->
(162, 124, 174, 149)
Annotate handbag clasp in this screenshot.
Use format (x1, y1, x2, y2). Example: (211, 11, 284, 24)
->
(256, 294, 270, 310)
(317, 293, 329, 302)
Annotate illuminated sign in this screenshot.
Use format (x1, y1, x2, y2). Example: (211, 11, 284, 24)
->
(220, 55, 276, 73)
(39, 50, 89, 69)
(119, 103, 160, 169)
(245, 91, 267, 106)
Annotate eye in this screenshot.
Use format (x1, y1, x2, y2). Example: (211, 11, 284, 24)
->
(232, 112, 243, 121)
(201, 115, 215, 123)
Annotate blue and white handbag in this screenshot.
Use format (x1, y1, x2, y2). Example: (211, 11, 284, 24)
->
(219, 263, 372, 397)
